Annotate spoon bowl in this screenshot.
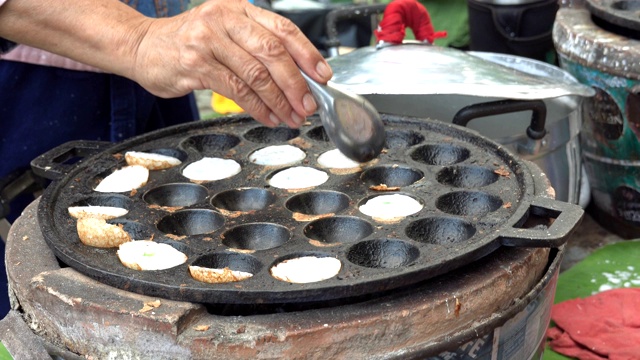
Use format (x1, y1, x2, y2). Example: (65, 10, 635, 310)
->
(300, 71, 385, 163)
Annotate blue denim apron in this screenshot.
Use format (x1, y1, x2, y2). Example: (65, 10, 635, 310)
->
(0, 0, 197, 317)
(122, 0, 191, 17)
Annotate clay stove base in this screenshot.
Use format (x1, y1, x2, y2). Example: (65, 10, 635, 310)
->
(4, 199, 550, 359)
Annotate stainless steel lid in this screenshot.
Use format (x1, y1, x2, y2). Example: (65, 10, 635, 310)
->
(327, 43, 595, 100)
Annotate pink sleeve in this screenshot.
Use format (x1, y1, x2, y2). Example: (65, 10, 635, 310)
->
(0, 0, 17, 54)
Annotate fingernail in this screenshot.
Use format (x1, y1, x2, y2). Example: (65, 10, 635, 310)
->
(316, 61, 332, 79)
(269, 112, 281, 127)
(291, 111, 305, 126)
(303, 93, 317, 114)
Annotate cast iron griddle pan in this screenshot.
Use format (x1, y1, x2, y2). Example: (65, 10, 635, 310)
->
(33, 114, 584, 304)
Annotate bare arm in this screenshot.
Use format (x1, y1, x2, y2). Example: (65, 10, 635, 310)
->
(0, 0, 332, 127)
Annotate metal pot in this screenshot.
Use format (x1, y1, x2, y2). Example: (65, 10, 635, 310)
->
(327, 44, 595, 206)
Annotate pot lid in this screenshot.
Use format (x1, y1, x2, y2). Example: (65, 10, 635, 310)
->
(586, 0, 640, 32)
(327, 44, 595, 100)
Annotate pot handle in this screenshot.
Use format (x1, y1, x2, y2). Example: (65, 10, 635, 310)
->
(325, 4, 387, 57)
(30, 140, 113, 181)
(498, 196, 584, 248)
(452, 99, 547, 140)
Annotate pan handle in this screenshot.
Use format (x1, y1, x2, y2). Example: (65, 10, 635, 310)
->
(498, 196, 584, 248)
(0, 168, 45, 220)
(452, 99, 547, 140)
(30, 140, 112, 181)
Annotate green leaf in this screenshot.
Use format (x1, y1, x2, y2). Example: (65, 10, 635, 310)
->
(544, 348, 571, 360)
(0, 341, 13, 360)
(554, 240, 640, 303)
(543, 240, 640, 360)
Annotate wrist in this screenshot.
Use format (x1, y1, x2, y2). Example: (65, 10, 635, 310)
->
(0, 0, 154, 77)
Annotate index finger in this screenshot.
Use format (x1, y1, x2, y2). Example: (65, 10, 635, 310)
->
(248, 6, 333, 83)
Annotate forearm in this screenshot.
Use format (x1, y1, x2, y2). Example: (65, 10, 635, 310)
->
(0, 0, 332, 128)
(0, 0, 152, 78)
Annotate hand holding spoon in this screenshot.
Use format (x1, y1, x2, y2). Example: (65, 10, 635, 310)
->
(300, 71, 385, 163)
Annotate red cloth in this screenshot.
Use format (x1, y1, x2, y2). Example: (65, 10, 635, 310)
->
(546, 288, 640, 360)
(373, 0, 447, 44)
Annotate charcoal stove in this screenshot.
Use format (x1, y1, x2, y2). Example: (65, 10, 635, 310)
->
(553, 2, 640, 238)
(2, 114, 583, 359)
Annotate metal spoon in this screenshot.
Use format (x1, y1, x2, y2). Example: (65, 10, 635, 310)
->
(300, 71, 385, 163)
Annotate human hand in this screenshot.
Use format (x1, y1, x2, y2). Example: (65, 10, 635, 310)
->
(128, 0, 332, 128)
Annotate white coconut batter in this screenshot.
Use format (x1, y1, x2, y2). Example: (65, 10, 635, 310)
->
(94, 165, 149, 193)
(359, 194, 423, 220)
(117, 240, 187, 271)
(182, 157, 241, 181)
(270, 256, 342, 283)
(249, 145, 306, 166)
(317, 149, 361, 169)
(268, 166, 329, 189)
(125, 151, 181, 170)
(68, 206, 128, 219)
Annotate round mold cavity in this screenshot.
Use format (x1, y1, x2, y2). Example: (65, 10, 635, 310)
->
(267, 166, 329, 190)
(270, 252, 342, 283)
(190, 252, 262, 277)
(147, 148, 188, 162)
(384, 130, 425, 149)
(211, 188, 277, 212)
(108, 219, 152, 240)
(248, 145, 306, 166)
(286, 190, 350, 215)
(317, 149, 361, 169)
(124, 149, 186, 171)
(181, 133, 241, 153)
(132, 148, 188, 163)
(182, 157, 241, 182)
(70, 194, 132, 209)
(155, 239, 191, 254)
(612, 1, 640, 10)
(222, 223, 290, 251)
(157, 209, 225, 236)
(347, 239, 420, 269)
(304, 216, 374, 244)
(358, 193, 423, 220)
(306, 125, 331, 142)
(437, 165, 500, 188)
(405, 217, 476, 245)
(410, 144, 470, 166)
(93, 165, 149, 193)
(143, 183, 208, 207)
(361, 166, 423, 188)
(244, 126, 300, 143)
(436, 191, 503, 217)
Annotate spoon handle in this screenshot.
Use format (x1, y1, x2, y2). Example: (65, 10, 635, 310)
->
(299, 71, 329, 102)
(300, 69, 385, 163)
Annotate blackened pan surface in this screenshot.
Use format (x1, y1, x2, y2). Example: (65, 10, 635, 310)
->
(36, 114, 582, 304)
